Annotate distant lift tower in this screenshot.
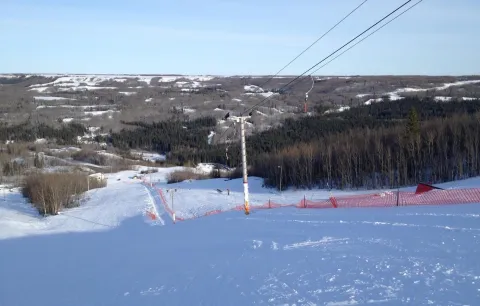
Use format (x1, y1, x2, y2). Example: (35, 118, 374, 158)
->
(224, 111, 252, 215)
(304, 75, 315, 113)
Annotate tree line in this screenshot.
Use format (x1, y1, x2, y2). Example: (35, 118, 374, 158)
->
(252, 111, 480, 189)
(189, 97, 480, 166)
(102, 116, 217, 164)
(0, 122, 86, 145)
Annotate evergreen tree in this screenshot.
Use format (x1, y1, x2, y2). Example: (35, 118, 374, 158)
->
(406, 107, 420, 139)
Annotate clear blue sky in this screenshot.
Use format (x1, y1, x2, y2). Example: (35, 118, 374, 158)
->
(1, 0, 479, 75)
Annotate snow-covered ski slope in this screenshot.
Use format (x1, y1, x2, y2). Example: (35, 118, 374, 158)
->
(1, 167, 480, 306)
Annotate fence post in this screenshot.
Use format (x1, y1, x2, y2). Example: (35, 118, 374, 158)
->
(330, 196, 338, 208)
(396, 188, 400, 207)
(171, 190, 176, 224)
(304, 195, 306, 208)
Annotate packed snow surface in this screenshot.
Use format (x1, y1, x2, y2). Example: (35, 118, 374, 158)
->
(1, 170, 480, 306)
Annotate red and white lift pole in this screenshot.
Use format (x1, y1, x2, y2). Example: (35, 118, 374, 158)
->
(224, 111, 252, 215)
(239, 116, 250, 215)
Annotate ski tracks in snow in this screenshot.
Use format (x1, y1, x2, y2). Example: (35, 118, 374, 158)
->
(241, 210, 480, 305)
(142, 183, 166, 225)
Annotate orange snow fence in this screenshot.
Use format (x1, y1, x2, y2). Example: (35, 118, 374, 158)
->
(144, 183, 480, 223)
(157, 188, 185, 222)
(147, 211, 157, 220)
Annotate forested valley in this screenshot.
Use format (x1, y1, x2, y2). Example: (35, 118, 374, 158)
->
(3, 96, 480, 190)
(101, 96, 480, 189)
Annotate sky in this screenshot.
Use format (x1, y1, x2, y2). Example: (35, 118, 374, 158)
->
(0, 0, 479, 76)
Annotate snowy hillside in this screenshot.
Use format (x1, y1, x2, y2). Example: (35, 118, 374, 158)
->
(1, 168, 480, 305)
(2, 73, 479, 138)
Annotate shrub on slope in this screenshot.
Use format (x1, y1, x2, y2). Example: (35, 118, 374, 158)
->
(22, 172, 106, 215)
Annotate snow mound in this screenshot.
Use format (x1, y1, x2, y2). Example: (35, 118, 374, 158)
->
(34, 138, 47, 144)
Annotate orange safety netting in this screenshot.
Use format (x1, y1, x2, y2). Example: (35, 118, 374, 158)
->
(144, 183, 480, 223)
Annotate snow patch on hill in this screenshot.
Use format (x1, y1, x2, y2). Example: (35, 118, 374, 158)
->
(255, 110, 268, 116)
(84, 110, 119, 116)
(364, 98, 383, 105)
(356, 93, 371, 98)
(157, 75, 215, 83)
(182, 107, 195, 113)
(27, 74, 190, 91)
(0, 74, 23, 79)
(434, 96, 453, 102)
(244, 84, 264, 93)
(34, 96, 76, 101)
(207, 131, 215, 144)
(37, 104, 115, 110)
(244, 85, 277, 98)
(325, 106, 351, 114)
(380, 80, 480, 102)
(131, 151, 166, 162)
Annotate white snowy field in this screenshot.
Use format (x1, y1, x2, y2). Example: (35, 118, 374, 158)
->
(0, 168, 480, 306)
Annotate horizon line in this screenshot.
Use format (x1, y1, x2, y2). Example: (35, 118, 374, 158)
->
(1, 73, 480, 77)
